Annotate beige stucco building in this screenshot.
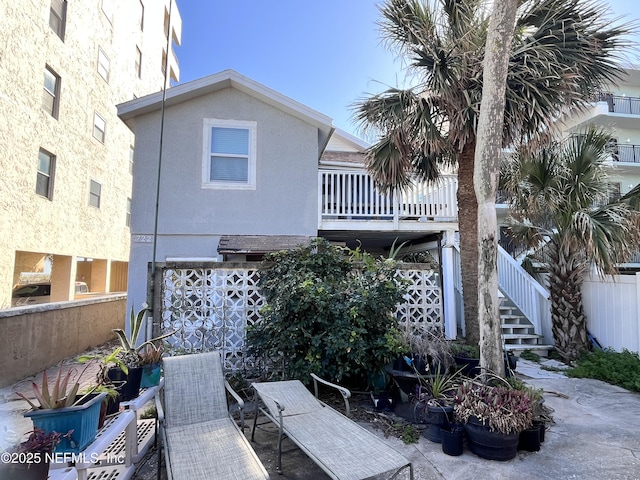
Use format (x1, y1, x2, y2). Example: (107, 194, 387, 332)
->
(0, 0, 181, 307)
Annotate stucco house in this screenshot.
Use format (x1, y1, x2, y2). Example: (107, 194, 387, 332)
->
(117, 70, 463, 353)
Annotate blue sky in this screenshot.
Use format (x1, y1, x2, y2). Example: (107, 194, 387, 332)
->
(175, 0, 639, 139)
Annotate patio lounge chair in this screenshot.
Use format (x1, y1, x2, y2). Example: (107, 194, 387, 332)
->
(156, 351, 269, 480)
(251, 374, 413, 480)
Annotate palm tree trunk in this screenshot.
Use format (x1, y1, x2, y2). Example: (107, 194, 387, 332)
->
(457, 143, 479, 346)
(474, 0, 518, 377)
(548, 245, 590, 361)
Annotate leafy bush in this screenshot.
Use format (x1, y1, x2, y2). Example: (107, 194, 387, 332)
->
(567, 349, 640, 392)
(246, 238, 407, 383)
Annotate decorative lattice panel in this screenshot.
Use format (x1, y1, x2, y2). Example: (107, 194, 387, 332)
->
(161, 267, 264, 371)
(395, 269, 443, 334)
(159, 264, 442, 372)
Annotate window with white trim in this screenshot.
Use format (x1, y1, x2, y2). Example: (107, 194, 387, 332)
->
(89, 180, 101, 208)
(202, 119, 256, 189)
(37, 149, 55, 199)
(135, 46, 142, 78)
(43, 66, 60, 118)
(97, 47, 110, 82)
(93, 112, 106, 143)
(49, 0, 67, 40)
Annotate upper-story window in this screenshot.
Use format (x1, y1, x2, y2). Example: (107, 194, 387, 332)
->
(37, 149, 55, 200)
(126, 197, 132, 226)
(43, 66, 60, 118)
(97, 48, 110, 82)
(202, 119, 257, 189)
(93, 112, 106, 143)
(49, 0, 67, 40)
(89, 180, 102, 208)
(101, 0, 114, 24)
(139, 1, 144, 31)
(135, 46, 142, 79)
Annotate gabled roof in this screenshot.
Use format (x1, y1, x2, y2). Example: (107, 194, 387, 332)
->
(117, 69, 335, 153)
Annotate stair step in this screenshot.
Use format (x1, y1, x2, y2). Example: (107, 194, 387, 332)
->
(501, 315, 529, 324)
(501, 326, 535, 335)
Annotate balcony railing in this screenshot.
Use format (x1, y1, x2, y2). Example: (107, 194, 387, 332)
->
(319, 170, 458, 226)
(596, 93, 640, 115)
(612, 144, 640, 163)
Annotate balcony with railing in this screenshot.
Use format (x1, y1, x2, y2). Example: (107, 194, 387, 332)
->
(596, 93, 640, 115)
(318, 170, 458, 231)
(612, 144, 640, 163)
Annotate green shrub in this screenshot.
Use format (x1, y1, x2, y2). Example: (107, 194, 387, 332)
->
(567, 349, 640, 392)
(246, 238, 407, 383)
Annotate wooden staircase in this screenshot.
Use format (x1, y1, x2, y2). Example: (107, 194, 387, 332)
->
(500, 295, 553, 356)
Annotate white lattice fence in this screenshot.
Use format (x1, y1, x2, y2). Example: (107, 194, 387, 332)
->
(160, 266, 264, 371)
(395, 269, 443, 333)
(158, 264, 442, 372)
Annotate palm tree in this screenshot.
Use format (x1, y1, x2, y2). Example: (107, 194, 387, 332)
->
(353, 0, 633, 345)
(501, 128, 640, 361)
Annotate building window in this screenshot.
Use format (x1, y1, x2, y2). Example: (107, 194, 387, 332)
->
(135, 46, 142, 79)
(101, 0, 113, 23)
(202, 119, 257, 189)
(126, 198, 132, 226)
(49, 0, 67, 40)
(43, 66, 60, 118)
(97, 48, 110, 82)
(164, 7, 170, 39)
(139, 0, 144, 30)
(36, 150, 55, 199)
(129, 145, 135, 174)
(93, 112, 106, 143)
(89, 180, 101, 208)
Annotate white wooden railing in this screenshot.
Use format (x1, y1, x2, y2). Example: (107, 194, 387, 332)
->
(497, 245, 550, 336)
(451, 242, 551, 339)
(318, 171, 458, 226)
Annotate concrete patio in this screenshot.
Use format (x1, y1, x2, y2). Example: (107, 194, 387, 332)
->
(1, 352, 639, 480)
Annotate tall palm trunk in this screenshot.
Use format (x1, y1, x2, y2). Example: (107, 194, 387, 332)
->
(548, 243, 590, 361)
(457, 143, 479, 345)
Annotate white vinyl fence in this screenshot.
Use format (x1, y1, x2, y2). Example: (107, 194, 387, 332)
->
(582, 273, 640, 353)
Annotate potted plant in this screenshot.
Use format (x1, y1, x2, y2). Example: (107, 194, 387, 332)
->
(0, 427, 72, 480)
(110, 305, 174, 400)
(410, 362, 464, 443)
(450, 342, 481, 376)
(454, 379, 533, 461)
(16, 365, 106, 454)
(139, 343, 163, 388)
(78, 347, 129, 418)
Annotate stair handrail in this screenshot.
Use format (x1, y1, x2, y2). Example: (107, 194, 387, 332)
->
(497, 244, 549, 336)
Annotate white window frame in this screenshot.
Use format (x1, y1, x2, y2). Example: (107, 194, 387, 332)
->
(202, 119, 257, 190)
(89, 179, 101, 208)
(43, 66, 60, 118)
(36, 149, 55, 200)
(93, 112, 106, 143)
(97, 47, 110, 82)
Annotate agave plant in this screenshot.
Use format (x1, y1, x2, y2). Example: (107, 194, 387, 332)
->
(16, 363, 93, 410)
(112, 306, 175, 369)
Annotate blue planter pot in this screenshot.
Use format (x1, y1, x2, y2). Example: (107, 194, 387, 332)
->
(24, 392, 106, 453)
(140, 363, 161, 388)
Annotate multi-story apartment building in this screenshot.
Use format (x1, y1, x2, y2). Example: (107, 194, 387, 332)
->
(0, 0, 181, 307)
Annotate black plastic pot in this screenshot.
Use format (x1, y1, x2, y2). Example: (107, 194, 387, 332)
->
(423, 404, 454, 443)
(108, 366, 142, 401)
(518, 426, 541, 452)
(441, 425, 464, 456)
(454, 356, 480, 376)
(465, 417, 519, 461)
(534, 420, 546, 442)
